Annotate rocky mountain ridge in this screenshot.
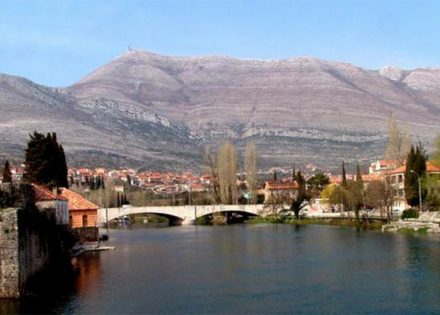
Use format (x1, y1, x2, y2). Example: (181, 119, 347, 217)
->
(1, 50, 439, 171)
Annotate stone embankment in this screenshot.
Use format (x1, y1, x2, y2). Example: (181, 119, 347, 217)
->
(0, 207, 74, 298)
(382, 212, 440, 233)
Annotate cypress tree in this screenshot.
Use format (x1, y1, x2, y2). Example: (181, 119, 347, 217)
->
(90, 177, 96, 190)
(57, 145, 68, 187)
(96, 176, 101, 190)
(341, 161, 347, 187)
(101, 175, 106, 189)
(24, 131, 68, 188)
(273, 171, 277, 182)
(2, 160, 12, 183)
(405, 144, 427, 207)
(356, 164, 364, 190)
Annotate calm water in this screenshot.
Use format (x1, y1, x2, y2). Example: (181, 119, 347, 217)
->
(4, 224, 440, 314)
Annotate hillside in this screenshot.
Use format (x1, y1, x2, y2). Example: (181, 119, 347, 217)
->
(1, 50, 440, 171)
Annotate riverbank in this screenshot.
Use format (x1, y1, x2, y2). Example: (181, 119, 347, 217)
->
(245, 216, 385, 229)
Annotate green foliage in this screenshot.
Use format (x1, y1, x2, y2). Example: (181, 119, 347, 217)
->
(307, 172, 330, 197)
(401, 208, 419, 219)
(24, 132, 68, 188)
(404, 144, 427, 207)
(355, 164, 364, 190)
(290, 170, 311, 219)
(424, 175, 440, 210)
(397, 227, 428, 234)
(2, 160, 12, 183)
(0, 185, 20, 208)
(341, 161, 347, 187)
(431, 135, 440, 166)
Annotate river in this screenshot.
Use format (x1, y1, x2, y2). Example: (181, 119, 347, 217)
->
(3, 224, 440, 314)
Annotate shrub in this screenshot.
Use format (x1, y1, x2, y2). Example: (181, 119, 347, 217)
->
(401, 208, 419, 219)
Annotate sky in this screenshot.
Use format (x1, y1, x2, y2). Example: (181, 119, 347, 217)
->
(1, 0, 440, 87)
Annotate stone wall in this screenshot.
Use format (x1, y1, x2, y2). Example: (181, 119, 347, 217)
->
(71, 226, 99, 243)
(0, 206, 75, 298)
(0, 209, 19, 298)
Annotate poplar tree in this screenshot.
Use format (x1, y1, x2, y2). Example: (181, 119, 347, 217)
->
(384, 114, 412, 166)
(217, 141, 237, 204)
(244, 141, 258, 203)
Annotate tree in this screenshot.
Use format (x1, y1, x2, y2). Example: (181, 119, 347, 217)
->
(424, 176, 440, 211)
(432, 135, 440, 166)
(217, 141, 237, 204)
(203, 146, 221, 203)
(244, 141, 258, 204)
(24, 131, 68, 188)
(101, 175, 106, 189)
(353, 164, 365, 217)
(273, 171, 277, 182)
(365, 180, 394, 222)
(404, 144, 427, 208)
(327, 185, 350, 212)
(290, 170, 311, 219)
(307, 172, 330, 197)
(341, 161, 347, 188)
(2, 160, 12, 183)
(384, 114, 412, 166)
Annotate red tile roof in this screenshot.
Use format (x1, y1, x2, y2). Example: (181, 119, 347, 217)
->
(427, 161, 440, 172)
(385, 161, 440, 175)
(265, 180, 298, 190)
(59, 188, 99, 211)
(32, 184, 67, 201)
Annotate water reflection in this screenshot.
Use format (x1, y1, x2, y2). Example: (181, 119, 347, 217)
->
(75, 252, 102, 298)
(2, 225, 440, 314)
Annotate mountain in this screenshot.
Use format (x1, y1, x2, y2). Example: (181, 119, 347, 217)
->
(1, 50, 440, 171)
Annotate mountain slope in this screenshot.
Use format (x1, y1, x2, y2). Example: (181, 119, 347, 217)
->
(1, 50, 440, 171)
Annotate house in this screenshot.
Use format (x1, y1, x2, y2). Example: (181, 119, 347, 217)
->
(369, 160, 400, 175)
(384, 161, 440, 211)
(32, 184, 69, 225)
(263, 180, 298, 202)
(59, 188, 99, 228)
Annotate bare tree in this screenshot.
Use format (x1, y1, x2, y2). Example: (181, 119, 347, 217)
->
(217, 141, 238, 204)
(384, 114, 412, 166)
(203, 146, 221, 203)
(244, 141, 258, 203)
(365, 180, 394, 223)
(263, 192, 289, 218)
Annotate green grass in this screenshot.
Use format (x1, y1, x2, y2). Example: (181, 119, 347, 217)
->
(245, 216, 384, 229)
(397, 227, 429, 235)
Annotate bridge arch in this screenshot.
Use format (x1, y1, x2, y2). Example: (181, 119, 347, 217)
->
(98, 205, 264, 226)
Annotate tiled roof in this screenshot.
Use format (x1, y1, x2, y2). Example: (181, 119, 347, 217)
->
(385, 161, 440, 175)
(59, 188, 98, 211)
(265, 180, 298, 190)
(427, 161, 440, 172)
(32, 184, 67, 201)
(361, 174, 383, 182)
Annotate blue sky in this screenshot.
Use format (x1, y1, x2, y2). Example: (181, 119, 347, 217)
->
(1, 0, 440, 87)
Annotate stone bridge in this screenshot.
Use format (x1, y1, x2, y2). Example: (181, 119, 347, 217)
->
(98, 204, 265, 225)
